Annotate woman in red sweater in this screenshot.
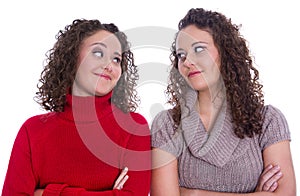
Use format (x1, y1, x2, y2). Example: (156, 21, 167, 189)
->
(2, 19, 151, 195)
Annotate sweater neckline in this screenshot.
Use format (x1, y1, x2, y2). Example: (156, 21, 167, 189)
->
(179, 87, 250, 167)
(59, 91, 113, 123)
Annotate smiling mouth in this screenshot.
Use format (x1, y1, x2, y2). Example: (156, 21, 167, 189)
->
(188, 71, 202, 77)
(97, 73, 111, 80)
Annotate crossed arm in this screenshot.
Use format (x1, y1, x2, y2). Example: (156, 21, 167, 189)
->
(34, 167, 129, 196)
(151, 140, 296, 196)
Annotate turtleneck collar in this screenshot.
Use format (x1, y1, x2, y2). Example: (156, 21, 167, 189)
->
(58, 91, 113, 123)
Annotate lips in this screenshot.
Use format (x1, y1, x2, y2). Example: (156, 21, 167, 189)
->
(188, 71, 202, 77)
(96, 73, 111, 80)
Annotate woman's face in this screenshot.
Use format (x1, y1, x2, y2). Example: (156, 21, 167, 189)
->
(176, 25, 221, 92)
(72, 30, 122, 96)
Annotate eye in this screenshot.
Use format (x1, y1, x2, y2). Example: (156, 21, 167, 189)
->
(112, 57, 121, 64)
(93, 50, 103, 58)
(176, 52, 186, 61)
(194, 46, 204, 53)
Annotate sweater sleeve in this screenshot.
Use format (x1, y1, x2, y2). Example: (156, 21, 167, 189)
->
(2, 123, 37, 195)
(43, 185, 123, 196)
(259, 105, 291, 150)
(120, 113, 151, 196)
(151, 110, 183, 157)
(43, 185, 144, 196)
(43, 185, 119, 196)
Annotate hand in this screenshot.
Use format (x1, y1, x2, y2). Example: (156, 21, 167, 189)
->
(255, 164, 282, 192)
(34, 189, 44, 196)
(113, 167, 129, 190)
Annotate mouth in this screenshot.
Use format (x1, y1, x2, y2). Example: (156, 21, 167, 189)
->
(188, 71, 202, 78)
(96, 73, 111, 80)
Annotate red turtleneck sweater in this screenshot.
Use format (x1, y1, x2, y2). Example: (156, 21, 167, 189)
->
(2, 92, 151, 195)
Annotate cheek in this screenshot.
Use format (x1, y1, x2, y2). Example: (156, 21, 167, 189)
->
(204, 67, 221, 86)
(76, 64, 88, 79)
(177, 64, 185, 77)
(114, 66, 122, 80)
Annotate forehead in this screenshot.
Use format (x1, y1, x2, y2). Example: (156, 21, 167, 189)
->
(176, 25, 214, 47)
(83, 30, 121, 51)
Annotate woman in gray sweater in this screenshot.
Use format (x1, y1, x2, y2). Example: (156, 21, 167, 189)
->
(151, 8, 296, 195)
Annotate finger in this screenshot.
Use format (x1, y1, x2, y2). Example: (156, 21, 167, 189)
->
(262, 171, 282, 191)
(113, 167, 128, 189)
(260, 165, 280, 184)
(269, 182, 278, 192)
(116, 175, 129, 190)
(261, 164, 273, 176)
(34, 189, 44, 196)
(256, 165, 280, 192)
(256, 165, 274, 191)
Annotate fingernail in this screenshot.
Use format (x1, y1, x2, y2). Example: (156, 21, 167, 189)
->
(124, 167, 128, 171)
(277, 172, 282, 176)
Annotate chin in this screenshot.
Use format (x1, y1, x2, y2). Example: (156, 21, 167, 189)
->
(95, 88, 112, 96)
(188, 83, 208, 91)
(94, 91, 107, 96)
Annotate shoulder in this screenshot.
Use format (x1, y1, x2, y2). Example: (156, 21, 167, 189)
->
(259, 104, 290, 150)
(262, 104, 286, 117)
(20, 112, 59, 138)
(262, 104, 289, 128)
(111, 104, 149, 126)
(129, 112, 148, 125)
(15, 112, 56, 142)
(151, 109, 174, 129)
(22, 112, 57, 127)
(151, 109, 176, 141)
(110, 111, 150, 138)
(151, 109, 183, 157)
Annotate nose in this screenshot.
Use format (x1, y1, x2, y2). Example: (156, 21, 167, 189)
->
(183, 57, 195, 68)
(103, 62, 112, 72)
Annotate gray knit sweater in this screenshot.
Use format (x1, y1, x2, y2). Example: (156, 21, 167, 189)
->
(151, 88, 290, 193)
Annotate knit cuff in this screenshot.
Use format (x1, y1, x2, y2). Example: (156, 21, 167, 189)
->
(43, 184, 68, 196)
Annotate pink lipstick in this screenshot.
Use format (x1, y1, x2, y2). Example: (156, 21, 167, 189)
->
(98, 73, 111, 80)
(188, 71, 202, 78)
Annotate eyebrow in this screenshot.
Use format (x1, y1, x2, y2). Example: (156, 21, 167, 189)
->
(176, 41, 209, 52)
(192, 41, 208, 47)
(91, 42, 107, 48)
(176, 48, 184, 52)
(91, 42, 121, 57)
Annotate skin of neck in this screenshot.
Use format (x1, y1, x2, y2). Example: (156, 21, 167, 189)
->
(196, 81, 225, 131)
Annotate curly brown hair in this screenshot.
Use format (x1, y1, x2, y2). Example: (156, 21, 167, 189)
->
(167, 8, 264, 138)
(35, 19, 139, 113)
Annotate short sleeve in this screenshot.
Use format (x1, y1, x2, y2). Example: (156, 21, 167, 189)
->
(150, 110, 183, 157)
(259, 105, 291, 150)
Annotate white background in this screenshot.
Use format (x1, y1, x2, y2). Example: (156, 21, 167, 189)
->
(0, 0, 299, 193)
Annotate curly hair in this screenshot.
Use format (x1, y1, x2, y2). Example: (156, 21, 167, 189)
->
(167, 8, 264, 138)
(35, 19, 139, 113)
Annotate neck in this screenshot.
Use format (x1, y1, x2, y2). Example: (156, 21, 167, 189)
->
(197, 83, 224, 113)
(196, 83, 225, 131)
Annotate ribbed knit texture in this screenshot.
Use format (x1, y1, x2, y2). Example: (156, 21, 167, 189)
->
(151, 87, 290, 193)
(2, 92, 151, 196)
